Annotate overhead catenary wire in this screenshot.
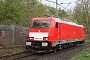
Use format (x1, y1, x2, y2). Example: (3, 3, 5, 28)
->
(46, 0, 72, 14)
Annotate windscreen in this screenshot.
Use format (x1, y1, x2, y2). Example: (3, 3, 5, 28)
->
(32, 20, 50, 28)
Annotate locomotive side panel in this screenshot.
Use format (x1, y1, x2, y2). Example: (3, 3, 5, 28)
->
(50, 18, 62, 41)
(58, 23, 62, 40)
(60, 23, 74, 40)
(74, 26, 85, 39)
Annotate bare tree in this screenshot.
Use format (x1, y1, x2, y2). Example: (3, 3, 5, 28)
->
(74, 0, 90, 26)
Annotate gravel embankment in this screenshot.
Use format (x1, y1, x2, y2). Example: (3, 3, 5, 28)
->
(17, 42, 90, 60)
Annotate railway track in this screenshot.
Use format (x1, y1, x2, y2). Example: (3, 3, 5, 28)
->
(0, 45, 25, 49)
(0, 42, 90, 60)
(0, 51, 32, 60)
(17, 42, 90, 60)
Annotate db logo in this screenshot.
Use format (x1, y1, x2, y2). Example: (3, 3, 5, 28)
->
(38, 30, 41, 32)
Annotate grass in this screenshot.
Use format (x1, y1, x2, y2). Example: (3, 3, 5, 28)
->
(71, 37, 90, 60)
(12, 48, 25, 54)
(0, 49, 7, 56)
(0, 48, 25, 56)
(85, 36, 90, 42)
(71, 47, 90, 60)
(0, 44, 25, 56)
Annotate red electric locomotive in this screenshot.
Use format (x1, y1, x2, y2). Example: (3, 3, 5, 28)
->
(26, 15, 85, 53)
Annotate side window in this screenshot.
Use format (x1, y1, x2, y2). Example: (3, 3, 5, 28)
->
(56, 22, 58, 28)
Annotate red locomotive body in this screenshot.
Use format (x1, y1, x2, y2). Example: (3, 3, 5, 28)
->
(26, 16, 85, 52)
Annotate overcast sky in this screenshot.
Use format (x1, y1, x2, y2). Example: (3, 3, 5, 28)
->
(41, 0, 77, 9)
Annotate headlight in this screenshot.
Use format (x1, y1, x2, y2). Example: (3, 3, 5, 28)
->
(42, 42, 48, 46)
(30, 37, 34, 40)
(43, 37, 48, 40)
(26, 42, 31, 45)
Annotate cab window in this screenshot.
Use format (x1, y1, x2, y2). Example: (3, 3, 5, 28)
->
(32, 20, 50, 28)
(56, 22, 58, 28)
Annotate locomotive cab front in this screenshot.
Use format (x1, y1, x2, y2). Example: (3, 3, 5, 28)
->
(26, 18, 54, 52)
